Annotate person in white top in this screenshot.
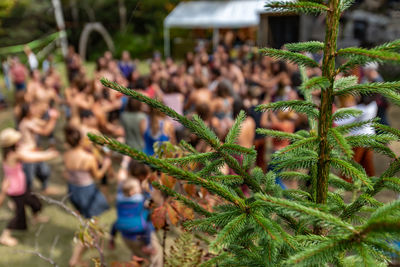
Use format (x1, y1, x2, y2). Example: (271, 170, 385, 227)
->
(335, 95, 378, 177)
(24, 46, 38, 72)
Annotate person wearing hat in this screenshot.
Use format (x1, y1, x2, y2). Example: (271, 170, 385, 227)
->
(18, 101, 59, 193)
(0, 128, 58, 247)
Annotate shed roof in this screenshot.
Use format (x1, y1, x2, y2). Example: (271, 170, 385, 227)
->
(164, 0, 289, 29)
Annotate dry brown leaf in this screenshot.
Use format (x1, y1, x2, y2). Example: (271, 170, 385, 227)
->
(166, 203, 179, 226)
(183, 183, 197, 197)
(151, 205, 166, 229)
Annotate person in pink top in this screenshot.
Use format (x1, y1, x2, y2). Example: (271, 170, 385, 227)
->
(0, 128, 59, 247)
(10, 57, 27, 92)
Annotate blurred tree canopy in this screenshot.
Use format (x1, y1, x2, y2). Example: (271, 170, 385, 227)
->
(0, 0, 182, 60)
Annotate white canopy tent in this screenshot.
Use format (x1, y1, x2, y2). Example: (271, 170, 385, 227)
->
(163, 0, 287, 57)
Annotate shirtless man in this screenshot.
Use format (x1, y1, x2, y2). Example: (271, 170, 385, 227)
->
(185, 78, 213, 112)
(233, 100, 255, 149)
(18, 102, 59, 192)
(92, 93, 124, 137)
(26, 70, 58, 108)
(26, 70, 59, 114)
(65, 75, 94, 127)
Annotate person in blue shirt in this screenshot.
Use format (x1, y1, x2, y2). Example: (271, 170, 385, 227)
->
(118, 51, 135, 80)
(110, 158, 163, 264)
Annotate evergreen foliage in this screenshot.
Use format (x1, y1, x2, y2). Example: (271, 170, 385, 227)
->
(89, 0, 400, 265)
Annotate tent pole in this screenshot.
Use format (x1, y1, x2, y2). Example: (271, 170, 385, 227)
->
(213, 28, 219, 51)
(164, 27, 170, 58)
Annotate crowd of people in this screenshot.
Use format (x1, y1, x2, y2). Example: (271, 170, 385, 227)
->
(0, 38, 388, 266)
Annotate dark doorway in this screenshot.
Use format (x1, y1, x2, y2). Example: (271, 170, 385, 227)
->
(268, 16, 300, 48)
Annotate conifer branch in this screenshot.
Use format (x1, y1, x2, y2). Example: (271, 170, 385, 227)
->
(334, 81, 400, 96)
(275, 136, 318, 155)
(285, 238, 351, 266)
(256, 194, 356, 233)
(256, 100, 319, 118)
(165, 152, 217, 165)
(333, 76, 358, 90)
(300, 76, 331, 92)
(338, 47, 400, 62)
(266, 1, 329, 14)
(151, 181, 213, 217)
(373, 39, 400, 52)
(285, 41, 325, 53)
(101, 78, 221, 148)
(256, 129, 305, 141)
(330, 158, 372, 189)
(225, 110, 246, 144)
(88, 133, 247, 209)
(260, 48, 320, 68)
(341, 159, 400, 219)
(339, 0, 355, 11)
(374, 123, 400, 141)
(328, 128, 353, 158)
(210, 213, 247, 249)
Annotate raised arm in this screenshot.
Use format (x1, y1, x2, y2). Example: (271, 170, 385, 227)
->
(88, 156, 111, 180)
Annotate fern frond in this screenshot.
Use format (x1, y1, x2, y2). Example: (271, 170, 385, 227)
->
(260, 48, 319, 68)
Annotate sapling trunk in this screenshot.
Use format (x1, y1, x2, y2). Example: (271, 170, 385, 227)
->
(316, 0, 341, 205)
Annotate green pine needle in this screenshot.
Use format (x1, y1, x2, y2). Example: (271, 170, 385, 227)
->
(256, 100, 319, 118)
(260, 48, 320, 68)
(285, 41, 325, 53)
(266, 1, 329, 14)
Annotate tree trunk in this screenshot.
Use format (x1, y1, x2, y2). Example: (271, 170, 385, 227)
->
(118, 0, 127, 31)
(316, 0, 341, 205)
